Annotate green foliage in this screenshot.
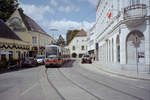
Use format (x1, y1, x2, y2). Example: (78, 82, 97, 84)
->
(56, 35, 65, 46)
(66, 29, 80, 45)
(0, 0, 19, 21)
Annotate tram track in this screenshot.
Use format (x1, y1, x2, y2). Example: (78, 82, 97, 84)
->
(58, 61, 145, 100)
(57, 68, 103, 100)
(45, 66, 103, 100)
(45, 68, 66, 100)
(44, 60, 147, 100)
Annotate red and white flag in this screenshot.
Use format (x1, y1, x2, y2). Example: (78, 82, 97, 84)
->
(107, 11, 111, 19)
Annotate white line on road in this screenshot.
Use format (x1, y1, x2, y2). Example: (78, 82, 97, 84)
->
(20, 82, 38, 96)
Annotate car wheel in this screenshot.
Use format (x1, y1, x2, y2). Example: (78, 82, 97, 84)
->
(45, 65, 48, 68)
(89, 61, 92, 64)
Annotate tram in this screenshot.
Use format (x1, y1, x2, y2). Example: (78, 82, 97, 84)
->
(45, 45, 70, 68)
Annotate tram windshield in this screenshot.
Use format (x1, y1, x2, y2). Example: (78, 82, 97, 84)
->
(46, 47, 58, 57)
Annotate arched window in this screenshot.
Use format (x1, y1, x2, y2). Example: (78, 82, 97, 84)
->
(81, 46, 85, 50)
(126, 30, 145, 64)
(72, 46, 75, 50)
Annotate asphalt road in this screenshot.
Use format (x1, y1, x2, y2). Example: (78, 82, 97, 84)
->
(0, 60, 150, 100)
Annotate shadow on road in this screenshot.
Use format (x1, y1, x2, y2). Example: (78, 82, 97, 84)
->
(46, 60, 76, 69)
(0, 65, 42, 74)
(60, 60, 75, 68)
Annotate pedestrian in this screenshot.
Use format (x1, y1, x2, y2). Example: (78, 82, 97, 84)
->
(94, 56, 95, 61)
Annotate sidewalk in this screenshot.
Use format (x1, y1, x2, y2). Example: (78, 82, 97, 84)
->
(92, 61, 150, 81)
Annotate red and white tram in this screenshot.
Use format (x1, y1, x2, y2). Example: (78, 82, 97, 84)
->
(45, 45, 70, 68)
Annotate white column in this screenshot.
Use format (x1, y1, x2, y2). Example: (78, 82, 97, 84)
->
(145, 19, 150, 71)
(105, 43, 107, 62)
(110, 40, 112, 62)
(108, 41, 109, 62)
(106, 42, 108, 62)
(112, 39, 114, 62)
(114, 35, 117, 63)
(120, 32, 126, 64)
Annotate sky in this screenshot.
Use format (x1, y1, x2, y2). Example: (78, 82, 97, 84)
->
(19, 0, 98, 40)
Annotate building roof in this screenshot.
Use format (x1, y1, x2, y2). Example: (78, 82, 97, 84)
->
(75, 29, 87, 37)
(0, 19, 22, 41)
(18, 10, 52, 37)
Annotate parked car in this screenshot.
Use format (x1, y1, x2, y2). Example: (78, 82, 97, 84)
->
(7, 60, 17, 70)
(35, 55, 45, 65)
(22, 57, 38, 67)
(81, 54, 92, 64)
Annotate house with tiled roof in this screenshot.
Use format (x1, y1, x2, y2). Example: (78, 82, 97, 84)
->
(6, 9, 55, 57)
(67, 29, 87, 58)
(0, 19, 30, 61)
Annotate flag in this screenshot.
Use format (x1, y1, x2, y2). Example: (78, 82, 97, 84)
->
(107, 11, 111, 19)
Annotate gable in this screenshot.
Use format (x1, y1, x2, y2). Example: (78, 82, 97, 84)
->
(0, 20, 22, 41)
(6, 10, 27, 32)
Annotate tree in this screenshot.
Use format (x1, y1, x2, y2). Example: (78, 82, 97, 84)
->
(56, 35, 65, 46)
(0, 0, 19, 22)
(66, 29, 80, 45)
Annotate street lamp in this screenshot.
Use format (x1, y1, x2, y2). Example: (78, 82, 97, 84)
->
(50, 28, 59, 44)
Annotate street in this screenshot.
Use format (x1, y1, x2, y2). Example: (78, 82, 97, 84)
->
(0, 60, 150, 100)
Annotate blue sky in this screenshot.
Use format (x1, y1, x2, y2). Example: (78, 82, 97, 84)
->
(19, 0, 98, 39)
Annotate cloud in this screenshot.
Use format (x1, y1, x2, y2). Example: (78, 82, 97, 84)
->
(41, 19, 95, 39)
(19, 2, 94, 39)
(50, 0, 58, 6)
(42, 19, 94, 32)
(20, 3, 54, 21)
(58, 5, 79, 13)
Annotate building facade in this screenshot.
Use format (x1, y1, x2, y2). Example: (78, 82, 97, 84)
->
(0, 20, 30, 61)
(96, 0, 150, 72)
(87, 24, 96, 58)
(6, 10, 55, 57)
(67, 29, 87, 58)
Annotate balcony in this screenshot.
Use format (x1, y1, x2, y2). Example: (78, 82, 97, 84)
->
(123, 4, 147, 27)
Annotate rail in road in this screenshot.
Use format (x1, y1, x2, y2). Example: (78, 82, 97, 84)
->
(44, 60, 149, 100)
(45, 68, 66, 100)
(59, 66, 143, 100)
(45, 60, 102, 100)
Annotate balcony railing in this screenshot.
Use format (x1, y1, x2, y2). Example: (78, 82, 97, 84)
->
(123, 4, 147, 27)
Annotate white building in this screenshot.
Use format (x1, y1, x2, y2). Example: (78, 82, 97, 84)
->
(95, 0, 150, 72)
(67, 29, 87, 58)
(87, 24, 96, 58)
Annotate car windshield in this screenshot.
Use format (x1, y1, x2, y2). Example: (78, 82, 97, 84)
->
(36, 56, 44, 59)
(84, 55, 89, 57)
(25, 57, 34, 60)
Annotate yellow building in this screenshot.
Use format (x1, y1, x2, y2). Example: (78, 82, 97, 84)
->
(6, 9, 55, 57)
(0, 19, 30, 61)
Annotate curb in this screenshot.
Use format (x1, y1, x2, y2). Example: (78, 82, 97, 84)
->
(93, 63, 150, 81)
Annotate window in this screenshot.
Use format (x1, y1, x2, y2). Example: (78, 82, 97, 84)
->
(9, 51, 13, 60)
(130, 0, 140, 5)
(1, 54, 6, 61)
(32, 36, 37, 45)
(72, 46, 75, 51)
(81, 46, 85, 50)
(17, 51, 21, 59)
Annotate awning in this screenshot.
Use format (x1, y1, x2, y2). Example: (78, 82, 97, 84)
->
(0, 50, 12, 55)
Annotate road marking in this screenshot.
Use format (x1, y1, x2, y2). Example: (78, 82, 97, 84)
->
(20, 82, 38, 96)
